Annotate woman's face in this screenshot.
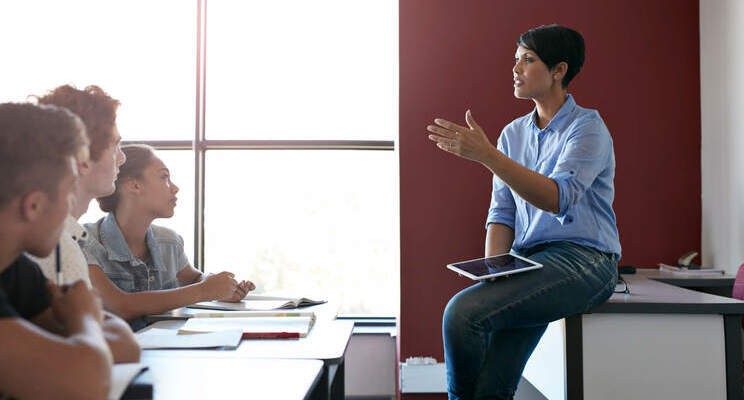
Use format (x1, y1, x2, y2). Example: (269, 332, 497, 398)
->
(137, 156, 179, 219)
(512, 45, 554, 99)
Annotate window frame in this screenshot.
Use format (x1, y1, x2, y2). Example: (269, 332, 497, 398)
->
(124, 0, 396, 274)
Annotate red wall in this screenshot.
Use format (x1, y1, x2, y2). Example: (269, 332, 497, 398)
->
(398, 0, 700, 398)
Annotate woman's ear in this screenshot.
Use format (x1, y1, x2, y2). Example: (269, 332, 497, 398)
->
(552, 62, 568, 82)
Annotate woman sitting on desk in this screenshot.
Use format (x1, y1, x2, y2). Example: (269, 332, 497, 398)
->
(426, 25, 621, 400)
(83, 144, 255, 330)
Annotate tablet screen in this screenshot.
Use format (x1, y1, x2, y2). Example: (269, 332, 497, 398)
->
(447, 254, 542, 279)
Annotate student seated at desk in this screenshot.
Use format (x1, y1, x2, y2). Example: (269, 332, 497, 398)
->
(28, 84, 140, 362)
(0, 103, 112, 399)
(83, 144, 255, 330)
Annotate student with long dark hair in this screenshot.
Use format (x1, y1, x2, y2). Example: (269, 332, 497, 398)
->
(83, 144, 255, 330)
(427, 25, 620, 400)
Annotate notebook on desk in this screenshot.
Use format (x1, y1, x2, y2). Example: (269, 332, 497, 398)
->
(189, 294, 326, 312)
(179, 312, 316, 339)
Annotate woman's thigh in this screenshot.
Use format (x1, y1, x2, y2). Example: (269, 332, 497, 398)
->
(443, 242, 617, 331)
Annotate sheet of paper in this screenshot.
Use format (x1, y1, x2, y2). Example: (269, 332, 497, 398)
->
(135, 328, 243, 349)
(109, 363, 146, 400)
(180, 316, 313, 335)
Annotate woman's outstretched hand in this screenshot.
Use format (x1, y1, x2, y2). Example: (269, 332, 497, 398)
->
(427, 110, 498, 164)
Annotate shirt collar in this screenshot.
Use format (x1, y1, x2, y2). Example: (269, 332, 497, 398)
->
(64, 215, 88, 243)
(99, 213, 163, 268)
(528, 93, 577, 134)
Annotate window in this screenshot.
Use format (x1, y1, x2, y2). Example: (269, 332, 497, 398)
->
(1, 0, 398, 316)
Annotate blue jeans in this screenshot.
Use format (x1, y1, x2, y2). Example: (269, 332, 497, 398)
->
(442, 241, 618, 400)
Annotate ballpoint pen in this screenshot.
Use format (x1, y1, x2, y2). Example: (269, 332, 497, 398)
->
(55, 244, 63, 285)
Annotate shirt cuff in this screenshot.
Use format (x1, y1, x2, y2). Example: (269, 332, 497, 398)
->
(551, 172, 574, 221)
(485, 212, 515, 231)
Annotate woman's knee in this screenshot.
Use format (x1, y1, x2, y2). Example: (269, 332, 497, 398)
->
(443, 288, 484, 333)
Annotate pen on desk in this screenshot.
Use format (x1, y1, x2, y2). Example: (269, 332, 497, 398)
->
(55, 244, 63, 285)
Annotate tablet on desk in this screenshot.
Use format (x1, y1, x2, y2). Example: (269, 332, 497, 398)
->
(446, 253, 543, 280)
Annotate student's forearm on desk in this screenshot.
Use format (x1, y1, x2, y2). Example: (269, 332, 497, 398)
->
(485, 223, 515, 257)
(90, 266, 206, 320)
(103, 285, 203, 320)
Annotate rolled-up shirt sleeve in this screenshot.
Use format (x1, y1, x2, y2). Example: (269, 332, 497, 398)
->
(549, 117, 611, 220)
(485, 134, 517, 230)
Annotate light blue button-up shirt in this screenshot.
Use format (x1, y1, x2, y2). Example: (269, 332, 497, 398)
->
(486, 94, 621, 257)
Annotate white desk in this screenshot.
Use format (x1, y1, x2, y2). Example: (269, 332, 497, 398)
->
(141, 304, 353, 400)
(524, 274, 744, 400)
(138, 357, 323, 400)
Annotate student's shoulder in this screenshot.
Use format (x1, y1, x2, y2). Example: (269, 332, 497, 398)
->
(0, 255, 47, 296)
(150, 225, 184, 246)
(81, 219, 107, 253)
(3, 254, 43, 277)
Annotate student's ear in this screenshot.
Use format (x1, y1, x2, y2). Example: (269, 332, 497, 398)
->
(20, 191, 48, 222)
(124, 179, 143, 195)
(77, 160, 92, 178)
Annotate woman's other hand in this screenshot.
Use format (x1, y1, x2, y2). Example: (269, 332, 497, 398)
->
(218, 280, 256, 303)
(427, 110, 498, 164)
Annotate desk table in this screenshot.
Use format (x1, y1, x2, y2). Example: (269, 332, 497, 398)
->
(141, 304, 353, 400)
(524, 274, 744, 400)
(138, 356, 323, 399)
(637, 268, 736, 297)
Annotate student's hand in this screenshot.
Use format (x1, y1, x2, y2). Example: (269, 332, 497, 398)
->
(219, 280, 256, 302)
(199, 271, 239, 301)
(426, 110, 499, 164)
(47, 280, 104, 330)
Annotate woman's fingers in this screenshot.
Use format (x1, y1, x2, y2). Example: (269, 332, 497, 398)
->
(434, 118, 469, 134)
(465, 110, 481, 131)
(429, 135, 459, 154)
(426, 124, 457, 138)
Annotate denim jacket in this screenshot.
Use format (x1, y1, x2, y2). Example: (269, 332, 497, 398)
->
(82, 213, 189, 293)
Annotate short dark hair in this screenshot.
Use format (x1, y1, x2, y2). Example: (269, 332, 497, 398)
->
(34, 84, 120, 162)
(97, 144, 156, 213)
(518, 25, 585, 88)
(0, 103, 89, 206)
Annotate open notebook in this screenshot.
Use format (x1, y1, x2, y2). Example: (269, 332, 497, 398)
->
(189, 294, 326, 312)
(179, 311, 316, 339)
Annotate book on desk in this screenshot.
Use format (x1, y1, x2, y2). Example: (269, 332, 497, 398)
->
(178, 311, 317, 339)
(189, 295, 326, 312)
(658, 263, 725, 275)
